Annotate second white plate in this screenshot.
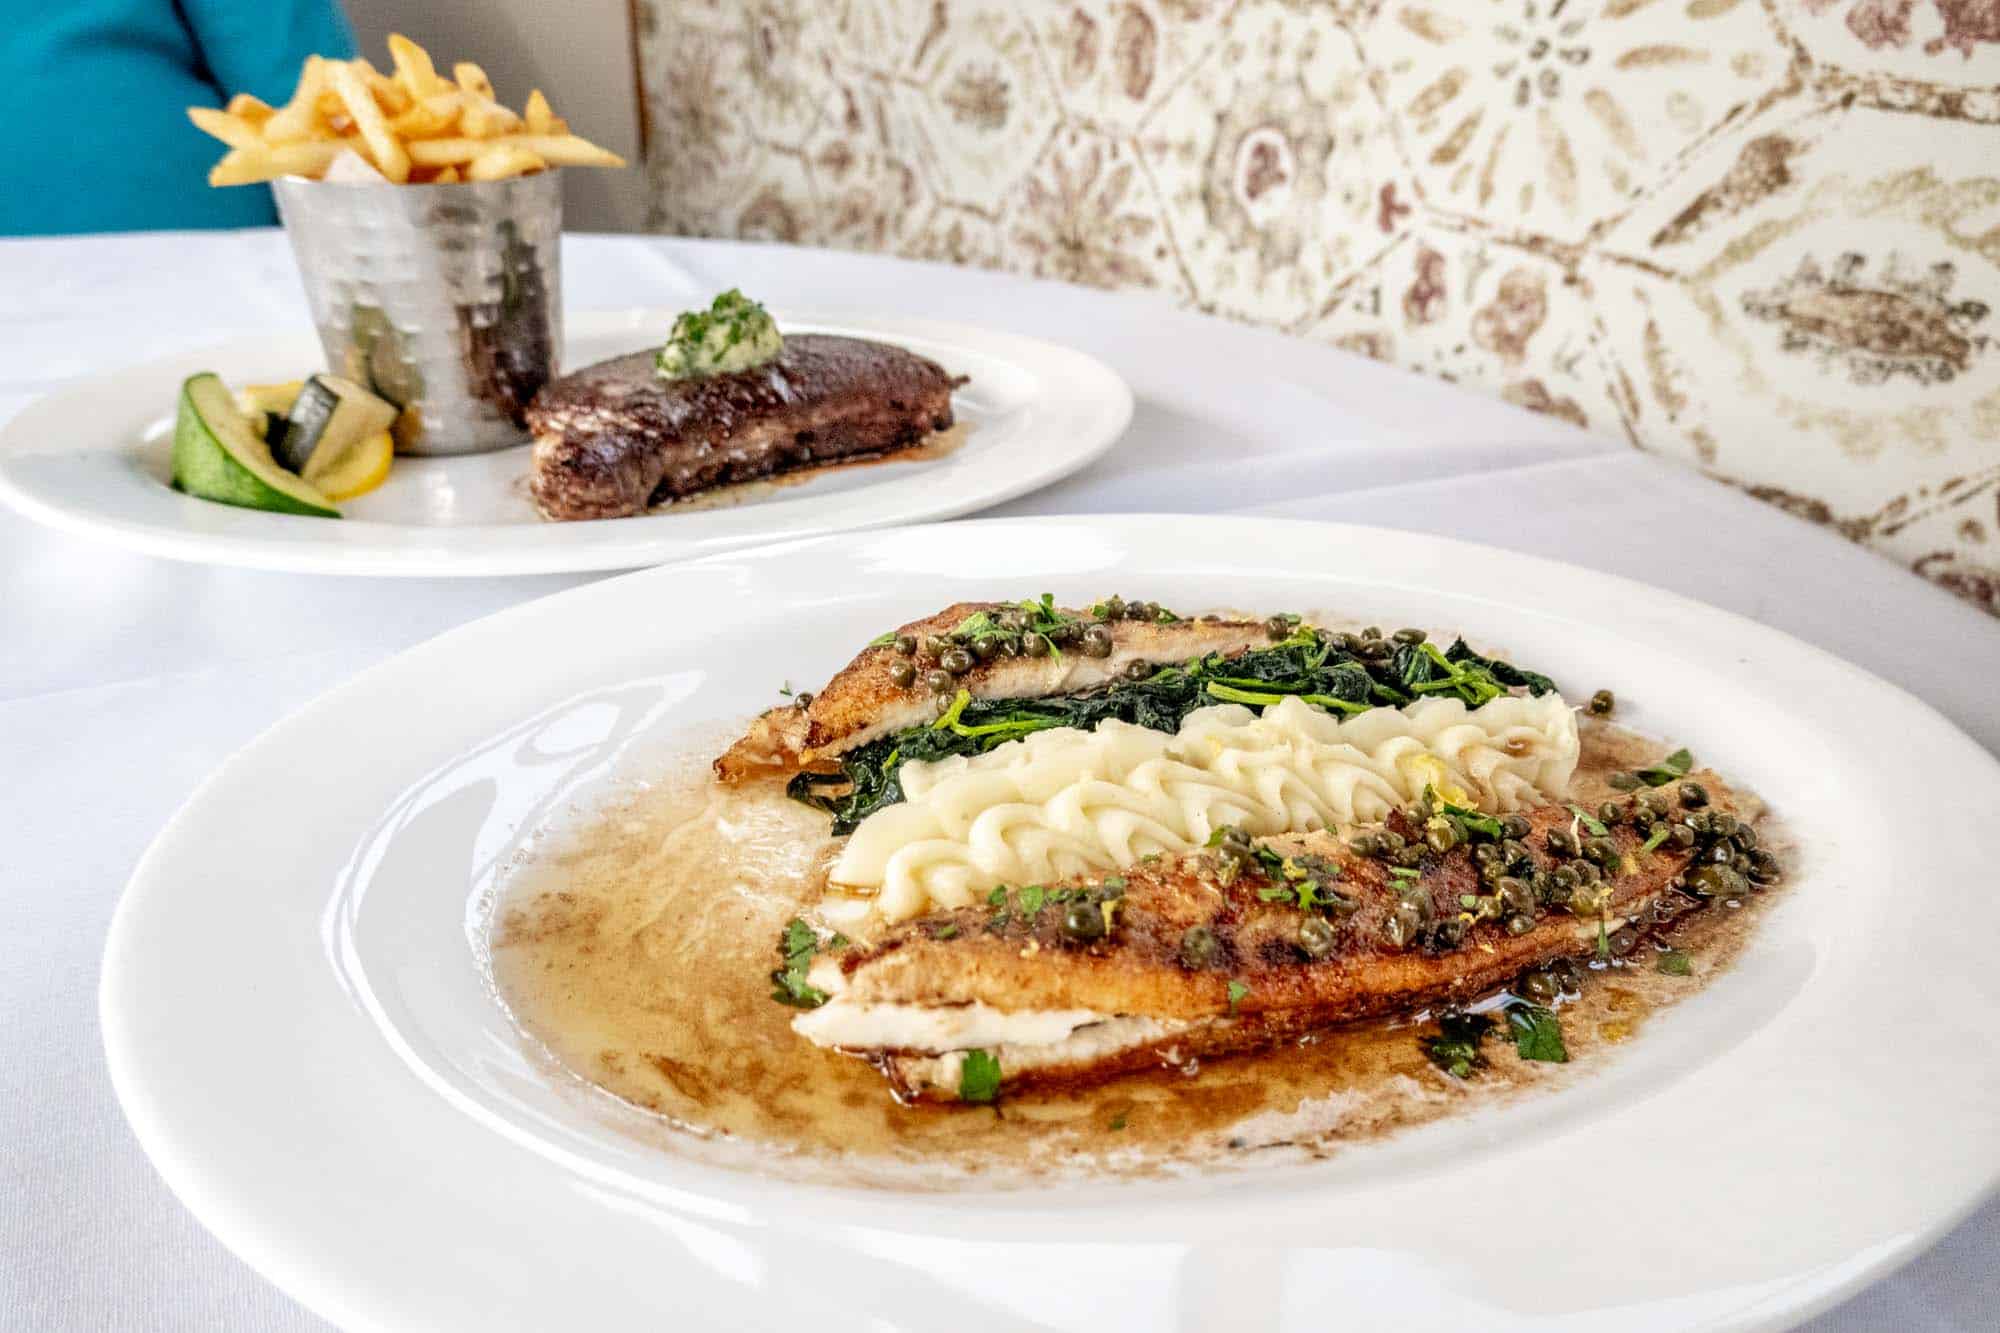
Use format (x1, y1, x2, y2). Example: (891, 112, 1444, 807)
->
(0, 309, 1129, 576)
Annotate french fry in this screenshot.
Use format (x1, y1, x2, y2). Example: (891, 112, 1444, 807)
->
(387, 92, 459, 139)
(187, 106, 261, 149)
(328, 60, 411, 183)
(434, 165, 462, 184)
(261, 56, 329, 143)
(208, 140, 345, 186)
(453, 61, 495, 101)
(523, 89, 554, 135)
(388, 33, 447, 98)
(407, 133, 625, 168)
(224, 93, 275, 127)
(459, 98, 522, 139)
(466, 143, 546, 181)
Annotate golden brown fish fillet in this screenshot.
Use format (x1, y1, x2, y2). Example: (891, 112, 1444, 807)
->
(715, 602, 1270, 779)
(798, 789, 1761, 1101)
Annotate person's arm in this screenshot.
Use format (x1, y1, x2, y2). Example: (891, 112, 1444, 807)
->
(177, 0, 356, 104)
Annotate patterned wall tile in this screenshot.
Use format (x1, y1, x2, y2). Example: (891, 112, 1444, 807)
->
(636, 0, 2000, 615)
(1138, 0, 1409, 329)
(1360, 0, 1792, 245)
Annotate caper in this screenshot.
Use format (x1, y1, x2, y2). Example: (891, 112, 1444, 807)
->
(1585, 836, 1619, 866)
(1546, 827, 1579, 856)
(1639, 790, 1670, 816)
(1731, 824, 1758, 852)
(1081, 625, 1114, 658)
(1379, 830, 1406, 855)
(923, 669, 954, 695)
(1392, 627, 1426, 645)
(1394, 846, 1424, 868)
(997, 610, 1027, 633)
(925, 634, 952, 656)
(1505, 913, 1536, 937)
(1574, 859, 1602, 885)
(1531, 870, 1559, 903)
(941, 647, 974, 675)
(1710, 812, 1739, 838)
(1362, 626, 1383, 640)
(1263, 615, 1292, 639)
(1050, 622, 1079, 646)
(1685, 864, 1749, 899)
(1646, 895, 1683, 925)
(1124, 659, 1153, 681)
(889, 659, 917, 688)
(1297, 917, 1338, 960)
(1099, 595, 1125, 620)
(1669, 824, 1696, 849)
(1473, 842, 1501, 867)
(971, 637, 1000, 662)
(1588, 688, 1615, 716)
(1333, 632, 1364, 653)
(892, 633, 917, 655)
(1220, 824, 1250, 849)
(1383, 902, 1424, 949)
(1500, 813, 1532, 841)
(1597, 801, 1623, 826)
(1609, 925, 1639, 957)
(1501, 838, 1532, 868)
(1706, 844, 1736, 867)
(1679, 781, 1709, 808)
(1550, 957, 1584, 994)
(1024, 633, 1051, 658)
(1178, 925, 1219, 969)
(1517, 968, 1560, 1004)
(1349, 832, 1382, 857)
(1060, 900, 1106, 943)
(1498, 876, 1535, 915)
(1608, 771, 1643, 791)
(1685, 810, 1713, 835)
(1425, 822, 1460, 854)
(1432, 918, 1467, 949)
(1745, 849, 1781, 884)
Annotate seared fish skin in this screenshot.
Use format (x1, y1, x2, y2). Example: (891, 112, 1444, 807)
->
(527, 335, 961, 521)
(715, 602, 1269, 779)
(807, 794, 1751, 1100)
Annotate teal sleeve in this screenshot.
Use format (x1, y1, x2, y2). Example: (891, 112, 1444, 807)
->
(179, 0, 358, 107)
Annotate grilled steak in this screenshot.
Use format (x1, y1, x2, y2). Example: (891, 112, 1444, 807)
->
(795, 792, 1755, 1101)
(526, 334, 963, 521)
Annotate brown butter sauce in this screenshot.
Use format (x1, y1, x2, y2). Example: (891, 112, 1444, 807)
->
(490, 719, 1779, 1188)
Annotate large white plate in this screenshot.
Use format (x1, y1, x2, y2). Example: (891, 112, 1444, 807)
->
(0, 311, 1128, 576)
(102, 517, 2000, 1332)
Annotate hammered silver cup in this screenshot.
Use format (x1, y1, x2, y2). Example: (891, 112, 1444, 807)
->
(273, 172, 563, 456)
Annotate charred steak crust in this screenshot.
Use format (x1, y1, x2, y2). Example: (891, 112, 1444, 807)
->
(525, 334, 963, 520)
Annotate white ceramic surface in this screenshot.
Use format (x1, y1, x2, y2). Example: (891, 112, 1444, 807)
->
(0, 310, 1130, 576)
(101, 516, 2000, 1332)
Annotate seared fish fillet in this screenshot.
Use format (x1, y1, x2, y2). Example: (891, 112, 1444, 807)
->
(796, 792, 1753, 1101)
(716, 602, 1270, 779)
(527, 335, 962, 521)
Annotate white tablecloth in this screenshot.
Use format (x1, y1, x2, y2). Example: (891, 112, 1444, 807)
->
(2, 232, 1995, 1332)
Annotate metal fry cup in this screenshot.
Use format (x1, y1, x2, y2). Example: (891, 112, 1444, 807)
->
(273, 172, 563, 456)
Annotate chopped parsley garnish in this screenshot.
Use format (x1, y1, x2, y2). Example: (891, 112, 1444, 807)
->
(1421, 1010, 1494, 1079)
(769, 919, 829, 1008)
(1226, 979, 1250, 1013)
(930, 922, 959, 940)
(986, 885, 1007, 907)
(1640, 825, 1671, 856)
(1633, 748, 1694, 787)
(1596, 919, 1612, 960)
(1019, 885, 1047, 915)
(1505, 1002, 1569, 1063)
(958, 1050, 1002, 1103)
(1567, 804, 1609, 837)
(1436, 794, 1504, 839)
(1389, 865, 1422, 880)
(789, 622, 1556, 833)
(1656, 948, 1693, 976)
(1109, 1112, 1129, 1131)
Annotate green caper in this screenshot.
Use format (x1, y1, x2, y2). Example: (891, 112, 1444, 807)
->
(1099, 595, 1125, 620)
(1425, 822, 1460, 854)
(1379, 830, 1406, 855)
(1706, 844, 1735, 867)
(1362, 626, 1383, 640)
(1745, 849, 1781, 884)
(1060, 900, 1106, 943)
(1597, 801, 1623, 827)
(1081, 625, 1114, 658)
(1024, 633, 1051, 658)
(1669, 824, 1696, 849)
(1505, 913, 1536, 937)
(941, 647, 974, 675)
(1679, 781, 1709, 808)
(1685, 864, 1749, 899)
(1383, 902, 1424, 949)
(1585, 836, 1619, 866)
(1531, 870, 1559, 903)
(1123, 659, 1153, 681)
(1263, 615, 1292, 639)
(1349, 832, 1382, 857)
(1588, 688, 1615, 716)
(1731, 824, 1758, 852)
(1298, 917, 1338, 960)
(997, 610, 1027, 633)
(1432, 918, 1467, 949)
(1498, 876, 1535, 915)
(1574, 859, 1603, 885)
(1517, 968, 1560, 1004)
(1473, 842, 1501, 867)
(1501, 838, 1531, 867)
(1333, 632, 1363, 653)
(1392, 627, 1426, 645)
(889, 659, 917, 688)
(970, 637, 1000, 662)
(1500, 813, 1532, 841)
(1608, 925, 1639, 957)
(892, 633, 917, 655)
(1552, 864, 1580, 890)
(1710, 812, 1739, 838)
(923, 669, 954, 695)
(1550, 957, 1584, 994)
(1608, 771, 1643, 791)
(1178, 925, 1219, 969)
(1546, 827, 1579, 856)
(925, 634, 952, 656)
(1394, 846, 1424, 868)
(1050, 622, 1079, 646)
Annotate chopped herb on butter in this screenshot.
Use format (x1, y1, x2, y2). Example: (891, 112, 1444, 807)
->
(959, 1049, 1001, 1103)
(655, 289, 782, 380)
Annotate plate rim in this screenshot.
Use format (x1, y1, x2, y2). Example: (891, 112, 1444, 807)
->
(100, 514, 2000, 1331)
(0, 311, 1132, 577)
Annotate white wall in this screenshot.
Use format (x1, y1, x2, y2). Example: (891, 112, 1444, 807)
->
(340, 0, 647, 232)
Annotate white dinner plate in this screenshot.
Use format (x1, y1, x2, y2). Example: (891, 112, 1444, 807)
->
(102, 516, 2000, 1332)
(0, 311, 1128, 576)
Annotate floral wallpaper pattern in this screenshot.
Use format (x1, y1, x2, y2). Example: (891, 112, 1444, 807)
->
(636, 0, 2000, 615)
